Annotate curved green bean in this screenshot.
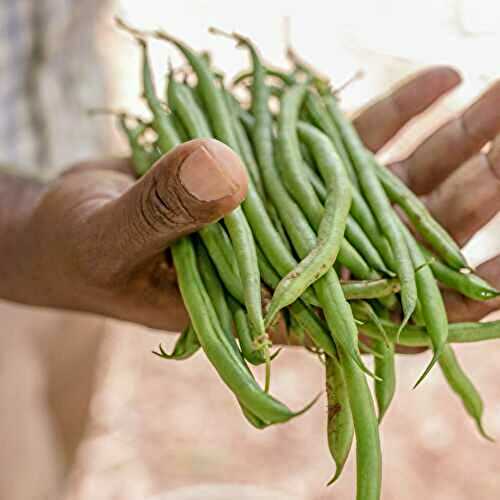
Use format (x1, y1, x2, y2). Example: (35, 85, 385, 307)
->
(374, 156, 467, 270)
(227, 295, 267, 366)
(439, 344, 492, 440)
(399, 221, 448, 387)
(326, 354, 354, 484)
(172, 236, 316, 424)
(265, 122, 352, 326)
(420, 247, 500, 301)
(195, 240, 241, 356)
(153, 325, 201, 360)
(374, 339, 396, 423)
(323, 93, 417, 331)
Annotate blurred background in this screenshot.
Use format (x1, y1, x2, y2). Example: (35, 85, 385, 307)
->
(1, 0, 500, 499)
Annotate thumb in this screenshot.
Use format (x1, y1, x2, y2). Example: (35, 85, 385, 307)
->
(92, 138, 248, 273)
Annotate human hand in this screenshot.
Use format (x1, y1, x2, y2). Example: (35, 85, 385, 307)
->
(0, 139, 247, 331)
(354, 66, 500, 323)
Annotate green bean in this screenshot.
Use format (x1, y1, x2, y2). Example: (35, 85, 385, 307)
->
(374, 339, 395, 423)
(325, 354, 354, 485)
(266, 201, 294, 253)
(399, 220, 448, 387)
(232, 66, 294, 87)
(412, 298, 426, 327)
(153, 325, 201, 360)
(224, 211, 266, 352)
(240, 405, 270, 429)
(155, 29, 266, 348)
(177, 36, 322, 307)
(227, 295, 267, 366)
(341, 278, 400, 300)
(359, 319, 500, 346)
(339, 346, 382, 500)
(172, 236, 316, 424)
(323, 93, 417, 331)
(373, 155, 467, 270)
(224, 90, 265, 198)
(168, 78, 213, 138)
(299, 112, 394, 274)
(305, 159, 391, 275)
(254, 243, 338, 356)
(197, 223, 244, 303)
(265, 121, 352, 326)
(169, 111, 189, 142)
(298, 123, 393, 276)
(420, 247, 500, 301)
(315, 270, 377, 378)
(287, 300, 337, 358)
(195, 240, 241, 356)
(371, 306, 396, 423)
(304, 90, 357, 185)
(299, 140, 315, 166)
(278, 83, 325, 226)
(238, 105, 256, 134)
(305, 160, 327, 199)
(439, 344, 492, 440)
(360, 339, 386, 359)
(257, 241, 397, 303)
(122, 33, 181, 152)
(273, 126, 376, 279)
(350, 300, 390, 346)
(166, 79, 267, 309)
(346, 235, 388, 284)
(117, 115, 161, 176)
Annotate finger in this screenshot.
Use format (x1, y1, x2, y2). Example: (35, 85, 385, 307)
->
(354, 66, 461, 152)
(395, 80, 500, 194)
(424, 135, 500, 246)
(444, 255, 500, 322)
(90, 138, 248, 275)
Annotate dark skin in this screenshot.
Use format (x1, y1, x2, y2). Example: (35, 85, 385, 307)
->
(0, 66, 499, 336)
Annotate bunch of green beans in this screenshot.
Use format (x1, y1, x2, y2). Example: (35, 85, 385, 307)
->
(107, 20, 500, 500)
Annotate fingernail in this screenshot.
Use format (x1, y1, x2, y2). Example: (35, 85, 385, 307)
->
(179, 142, 242, 201)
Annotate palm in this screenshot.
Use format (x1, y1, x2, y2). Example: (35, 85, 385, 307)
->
(353, 66, 500, 322)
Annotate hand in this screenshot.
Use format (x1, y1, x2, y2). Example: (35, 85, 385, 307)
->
(1, 139, 247, 331)
(354, 66, 500, 323)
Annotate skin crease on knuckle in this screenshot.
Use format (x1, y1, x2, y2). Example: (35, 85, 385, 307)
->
(139, 139, 248, 235)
